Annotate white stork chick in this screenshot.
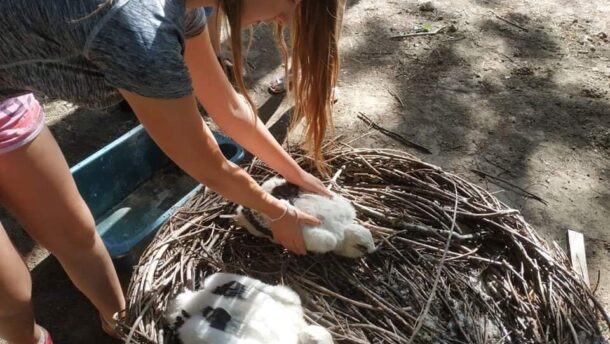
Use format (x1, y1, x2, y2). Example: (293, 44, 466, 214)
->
(166, 272, 333, 344)
(235, 177, 376, 258)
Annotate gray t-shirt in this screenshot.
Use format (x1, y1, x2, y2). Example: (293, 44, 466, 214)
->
(0, 0, 207, 109)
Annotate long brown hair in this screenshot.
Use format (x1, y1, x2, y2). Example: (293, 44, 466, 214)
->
(219, 0, 342, 170)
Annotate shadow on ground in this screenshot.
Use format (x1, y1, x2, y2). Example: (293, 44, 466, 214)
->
(339, 4, 609, 235)
(30, 257, 130, 344)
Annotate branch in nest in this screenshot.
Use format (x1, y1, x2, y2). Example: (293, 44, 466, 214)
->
(353, 202, 478, 241)
(398, 221, 480, 242)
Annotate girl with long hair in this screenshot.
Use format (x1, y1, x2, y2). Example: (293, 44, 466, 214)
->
(0, 0, 342, 342)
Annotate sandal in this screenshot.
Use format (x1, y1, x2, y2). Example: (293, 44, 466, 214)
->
(217, 57, 248, 84)
(268, 76, 290, 95)
(101, 311, 124, 339)
(36, 326, 53, 344)
(268, 76, 340, 103)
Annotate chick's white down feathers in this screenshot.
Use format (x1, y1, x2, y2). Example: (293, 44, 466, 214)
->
(166, 273, 333, 344)
(235, 177, 376, 258)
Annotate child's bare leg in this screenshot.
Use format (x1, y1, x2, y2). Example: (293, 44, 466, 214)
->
(0, 127, 125, 329)
(0, 223, 40, 344)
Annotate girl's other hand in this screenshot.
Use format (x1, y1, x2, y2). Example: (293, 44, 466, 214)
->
(288, 171, 333, 198)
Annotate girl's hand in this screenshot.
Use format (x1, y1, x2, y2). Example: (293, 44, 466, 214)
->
(288, 171, 333, 198)
(269, 204, 321, 255)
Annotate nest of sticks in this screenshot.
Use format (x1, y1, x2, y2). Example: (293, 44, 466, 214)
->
(119, 145, 610, 344)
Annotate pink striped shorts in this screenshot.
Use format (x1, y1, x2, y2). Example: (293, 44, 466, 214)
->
(0, 93, 45, 155)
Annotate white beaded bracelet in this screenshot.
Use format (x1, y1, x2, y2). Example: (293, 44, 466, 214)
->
(269, 200, 292, 222)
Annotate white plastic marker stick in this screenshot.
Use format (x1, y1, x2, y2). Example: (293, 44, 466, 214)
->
(567, 229, 589, 286)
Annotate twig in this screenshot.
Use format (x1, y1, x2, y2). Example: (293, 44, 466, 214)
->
(398, 222, 479, 241)
(564, 311, 581, 344)
(483, 156, 517, 178)
(471, 169, 548, 205)
(294, 276, 379, 310)
(593, 270, 601, 294)
(407, 181, 459, 343)
(492, 12, 529, 32)
(357, 113, 432, 154)
(390, 26, 447, 40)
(496, 51, 516, 63)
(125, 300, 154, 344)
(388, 89, 405, 109)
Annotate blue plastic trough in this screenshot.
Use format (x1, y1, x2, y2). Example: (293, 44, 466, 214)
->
(70, 125, 244, 269)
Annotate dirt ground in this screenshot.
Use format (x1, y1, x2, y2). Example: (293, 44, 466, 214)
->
(1, 0, 608, 342)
